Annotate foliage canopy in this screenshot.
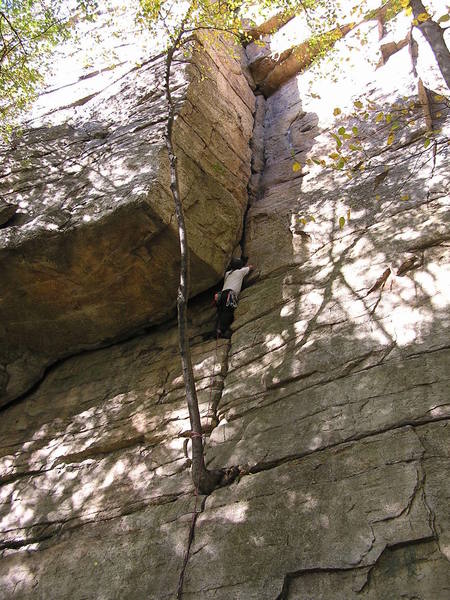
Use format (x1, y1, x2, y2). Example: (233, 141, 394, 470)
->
(1, 0, 448, 136)
(0, 0, 100, 134)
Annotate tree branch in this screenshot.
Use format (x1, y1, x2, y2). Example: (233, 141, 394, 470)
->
(410, 0, 450, 89)
(163, 10, 225, 496)
(0, 11, 27, 56)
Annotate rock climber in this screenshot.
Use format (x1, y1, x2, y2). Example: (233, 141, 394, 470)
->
(215, 258, 254, 339)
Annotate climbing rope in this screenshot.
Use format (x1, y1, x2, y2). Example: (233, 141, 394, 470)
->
(177, 429, 202, 599)
(176, 335, 220, 599)
(206, 332, 220, 433)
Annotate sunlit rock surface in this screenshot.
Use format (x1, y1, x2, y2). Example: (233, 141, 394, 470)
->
(0, 27, 254, 407)
(0, 6, 449, 600)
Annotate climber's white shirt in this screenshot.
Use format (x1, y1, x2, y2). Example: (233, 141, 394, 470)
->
(222, 267, 250, 295)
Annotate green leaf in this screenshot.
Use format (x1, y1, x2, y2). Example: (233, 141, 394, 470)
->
(339, 216, 345, 230)
(375, 112, 384, 123)
(331, 133, 342, 148)
(292, 162, 302, 172)
(352, 126, 358, 135)
(387, 133, 395, 145)
(336, 158, 345, 169)
(437, 14, 450, 24)
(424, 138, 431, 148)
(417, 12, 430, 22)
(338, 126, 346, 135)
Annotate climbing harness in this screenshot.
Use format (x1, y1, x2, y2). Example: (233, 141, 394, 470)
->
(225, 290, 238, 308)
(213, 289, 238, 309)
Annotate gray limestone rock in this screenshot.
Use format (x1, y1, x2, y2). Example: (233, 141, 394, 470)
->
(0, 203, 17, 228)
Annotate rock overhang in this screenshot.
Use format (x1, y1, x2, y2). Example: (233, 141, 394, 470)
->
(0, 36, 255, 407)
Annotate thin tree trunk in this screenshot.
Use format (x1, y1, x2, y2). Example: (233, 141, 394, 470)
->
(164, 43, 223, 495)
(410, 0, 450, 90)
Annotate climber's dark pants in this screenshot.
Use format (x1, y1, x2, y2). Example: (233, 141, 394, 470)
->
(216, 289, 235, 336)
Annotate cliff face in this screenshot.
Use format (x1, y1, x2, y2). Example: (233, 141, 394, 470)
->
(0, 9, 449, 600)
